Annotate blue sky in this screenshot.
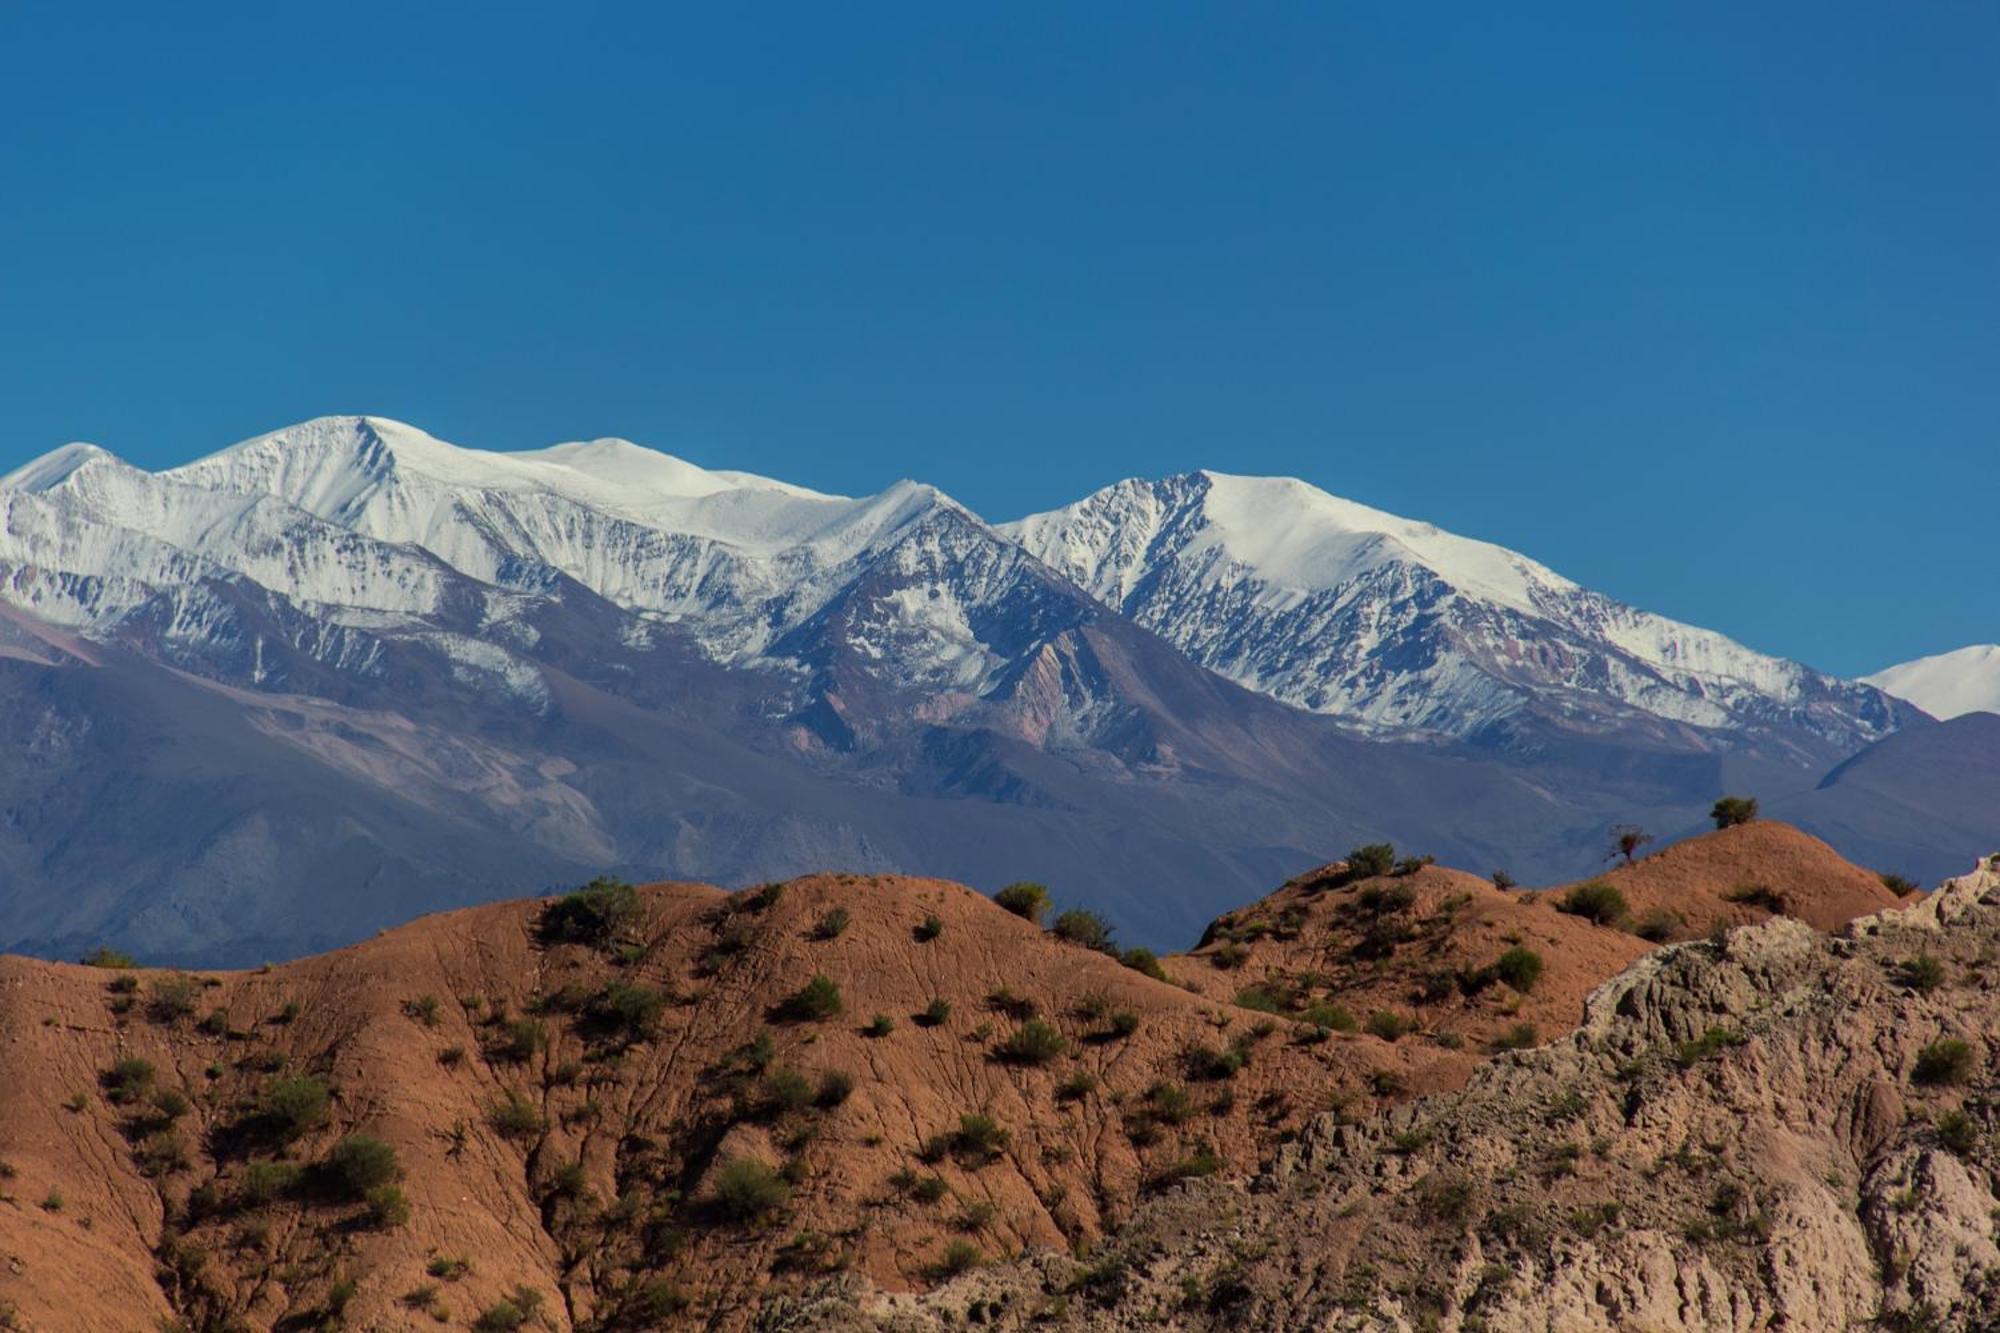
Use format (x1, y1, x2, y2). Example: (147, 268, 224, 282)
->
(3, 3, 1994, 676)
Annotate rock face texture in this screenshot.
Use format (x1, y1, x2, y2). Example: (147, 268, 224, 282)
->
(795, 854, 2000, 1332)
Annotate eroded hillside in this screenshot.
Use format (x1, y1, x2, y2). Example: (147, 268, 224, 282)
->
(805, 854, 2000, 1332)
(0, 825, 1912, 1330)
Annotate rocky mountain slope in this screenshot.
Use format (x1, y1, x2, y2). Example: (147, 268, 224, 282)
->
(797, 850, 2000, 1332)
(1006, 470, 1914, 754)
(0, 824, 1904, 1329)
(1865, 644, 2000, 721)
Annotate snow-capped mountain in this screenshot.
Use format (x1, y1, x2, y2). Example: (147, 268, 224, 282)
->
(1005, 470, 1910, 752)
(0, 416, 1971, 964)
(1864, 645, 2000, 720)
(0, 416, 1095, 717)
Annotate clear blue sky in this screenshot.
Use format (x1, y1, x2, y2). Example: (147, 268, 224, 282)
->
(3, 3, 1994, 676)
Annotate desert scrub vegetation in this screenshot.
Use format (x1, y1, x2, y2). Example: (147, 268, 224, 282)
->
(472, 1287, 545, 1333)
(1344, 842, 1397, 880)
(993, 881, 1052, 924)
(710, 1156, 791, 1222)
(146, 973, 202, 1024)
(538, 875, 641, 947)
(1722, 883, 1785, 912)
(916, 997, 952, 1027)
(1491, 946, 1544, 993)
(1671, 1026, 1746, 1068)
(1555, 880, 1627, 927)
(489, 1092, 544, 1138)
(996, 1018, 1067, 1065)
(812, 906, 850, 940)
(1364, 1010, 1417, 1043)
(1051, 908, 1116, 953)
(914, 913, 944, 942)
(1936, 1108, 1979, 1155)
(1898, 954, 1948, 993)
(775, 973, 844, 1022)
(924, 1112, 1012, 1168)
(1120, 945, 1168, 980)
(102, 1056, 156, 1106)
(261, 1074, 331, 1142)
(1914, 1038, 1976, 1087)
(325, 1134, 401, 1197)
(1709, 795, 1759, 829)
(82, 945, 136, 968)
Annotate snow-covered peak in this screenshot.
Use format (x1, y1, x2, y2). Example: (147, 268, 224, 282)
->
(1863, 645, 2000, 720)
(1006, 470, 1567, 617)
(516, 437, 836, 502)
(1189, 471, 1570, 614)
(2, 442, 123, 493)
(1006, 467, 1901, 746)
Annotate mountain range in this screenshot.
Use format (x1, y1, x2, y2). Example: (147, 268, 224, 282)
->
(0, 414, 1991, 963)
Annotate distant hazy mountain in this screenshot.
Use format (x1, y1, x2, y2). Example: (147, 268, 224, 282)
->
(1863, 644, 2000, 720)
(1006, 470, 1910, 753)
(0, 417, 1979, 961)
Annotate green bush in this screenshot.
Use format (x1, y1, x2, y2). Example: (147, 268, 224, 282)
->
(1365, 1011, 1416, 1042)
(815, 1070, 855, 1108)
(264, 1075, 331, 1141)
(914, 914, 944, 942)
(538, 876, 641, 946)
(813, 907, 850, 940)
(147, 974, 201, 1023)
(1899, 955, 1948, 993)
(1709, 796, 1759, 829)
(1184, 1042, 1247, 1080)
(1119, 946, 1168, 981)
(1937, 1109, 1978, 1154)
(82, 946, 136, 969)
(1492, 1022, 1539, 1051)
(491, 1017, 545, 1065)
(864, 1013, 895, 1038)
(103, 1057, 156, 1105)
(758, 1067, 815, 1117)
(1556, 881, 1628, 927)
(472, 1288, 544, 1333)
(1300, 1002, 1357, 1033)
(996, 1019, 1067, 1065)
(1346, 843, 1397, 879)
(238, 1159, 303, 1205)
(1633, 910, 1678, 943)
(1493, 947, 1544, 993)
(1057, 1071, 1098, 1101)
(993, 882, 1052, 924)
(917, 997, 952, 1027)
(777, 974, 844, 1023)
(950, 1112, 1012, 1166)
(1722, 883, 1785, 912)
(1881, 872, 1919, 895)
(589, 981, 667, 1039)
(1914, 1038, 1975, 1087)
(326, 1135, 400, 1197)
(711, 1157, 790, 1222)
(1671, 1026, 1745, 1068)
(931, 1238, 982, 1278)
(489, 1093, 543, 1137)
(365, 1182, 412, 1227)
(1051, 909, 1115, 953)
(1108, 1010, 1141, 1039)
